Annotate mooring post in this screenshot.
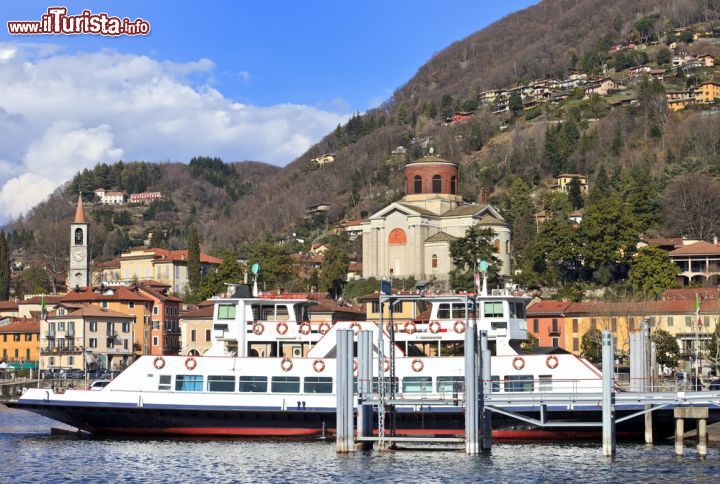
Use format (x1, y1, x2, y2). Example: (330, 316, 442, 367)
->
(675, 416, 684, 456)
(479, 329, 492, 452)
(357, 330, 373, 450)
(336, 329, 355, 453)
(464, 318, 478, 455)
(602, 330, 616, 458)
(698, 417, 708, 457)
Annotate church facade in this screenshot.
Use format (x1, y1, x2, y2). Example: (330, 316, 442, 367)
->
(361, 154, 511, 281)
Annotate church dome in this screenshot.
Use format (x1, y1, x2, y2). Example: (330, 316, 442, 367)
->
(404, 154, 459, 197)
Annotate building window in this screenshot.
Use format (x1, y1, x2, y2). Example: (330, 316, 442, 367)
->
(533, 319, 539, 333)
(100, 301, 108, 309)
(573, 337, 579, 351)
(414, 175, 422, 194)
(122, 322, 130, 333)
(371, 301, 380, 313)
(506, 240, 510, 254)
(591, 318, 597, 331)
(450, 176, 456, 195)
(431, 254, 438, 269)
(551, 337, 559, 347)
(629, 317, 635, 332)
(13, 334, 20, 342)
(205, 329, 211, 341)
(128, 302, 135, 309)
(704, 315, 711, 327)
(123, 339, 129, 350)
(14, 348, 18, 358)
(572, 319, 579, 333)
(494, 239, 500, 253)
(551, 319, 558, 333)
(152, 336, 158, 346)
(89, 338, 97, 348)
(432, 175, 442, 193)
(611, 318, 617, 332)
(74, 228, 83, 245)
(26, 349, 30, 360)
(667, 317, 674, 327)
(153, 306, 159, 315)
(685, 316, 692, 327)
(68, 356, 74, 365)
(49, 357, 55, 366)
(191, 329, 196, 342)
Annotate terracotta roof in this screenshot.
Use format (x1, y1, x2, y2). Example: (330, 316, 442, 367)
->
(425, 231, 457, 243)
(526, 300, 573, 315)
(198, 299, 214, 307)
(56, 305, 134, 319)
(565, 300, 697, 316)
(74, 193, 86, 223)
(406, 155, 458, 165)
(149, 248, 223, 265)
(641, 237, 683, 248)
(181, 305, 214, 319)
(312, 303, 365, 315)
(668, 240, 720, 256)
(0, 319, 40, 333)
(0, 301, 19, 310)
(93, 259, 120, 269)
(61, 286, 151, 303)
(664, 288, 720, 301)
(137, 285, 182, 303)
(19, 295, 64, 305)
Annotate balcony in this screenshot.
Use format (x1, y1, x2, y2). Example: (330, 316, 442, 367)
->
(40, 346, 83, 355)
(548, 327, 561, 336)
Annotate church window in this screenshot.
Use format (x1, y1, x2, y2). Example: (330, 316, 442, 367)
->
(414, 175, 422, 194)
(432, 175, 442, 193)
(450, 176, 457, 195)
(494, 239, 500, 253)
(431, 254, 438, 269)
(506, 240, 510, 254)
(74, 228, 83, 245)
(388, 228, 407, 245)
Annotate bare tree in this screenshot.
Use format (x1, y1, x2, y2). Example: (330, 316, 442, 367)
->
(34, 221, 69, 293)
(661, 173, 720, 240)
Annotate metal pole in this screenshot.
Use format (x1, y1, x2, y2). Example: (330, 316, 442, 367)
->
(480, 329, 492, 452)
(377, 297, 386, 449)
(357, 330, 373, 450)
(465, 314, 478, 454)
(602, 330, 616, 458)
(336, 330, 355, 453)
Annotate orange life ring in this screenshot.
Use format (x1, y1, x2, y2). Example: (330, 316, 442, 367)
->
(546, 355, 559, 369)
(350, 322, 361, 333)
(299, 322, 311, 335)
(411, 358, 424, 372)
(185, 357, 197, 371)
(252, 322, 264, 335)
(454, 320, 466, 334)
(153, 356, 165, 370)
(280, 357, 293, 372)
(276, 321, 288, 335)
(383, 357, 390, 372)
(429, 321, 441, 334)
(319, 322, 331, 335)
(312, 359, 325, 373)
(404, 321, 416, 334)
(512, 356, 525, 371)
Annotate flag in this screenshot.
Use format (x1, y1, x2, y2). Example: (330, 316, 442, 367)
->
(40, 293, 47, 321)
(696, 293, 701, 328)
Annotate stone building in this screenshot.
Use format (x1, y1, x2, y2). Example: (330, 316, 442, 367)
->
(361, 154, 511, 281)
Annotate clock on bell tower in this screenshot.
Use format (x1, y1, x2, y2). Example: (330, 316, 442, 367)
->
(69, 193, 89, 289)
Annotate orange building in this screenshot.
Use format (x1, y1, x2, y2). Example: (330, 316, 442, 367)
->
(526, 300, 572, 348)
(137, 281, 182, 355)
(0, 319, 40, 367)
(61, 286, 152, 356)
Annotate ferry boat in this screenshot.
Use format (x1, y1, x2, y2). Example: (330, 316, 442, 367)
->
(9, 284, 675, 440)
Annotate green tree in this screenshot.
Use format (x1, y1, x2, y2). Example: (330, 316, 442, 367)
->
(440, 94, 454, 119)
(578, 195, 638, 273)
(532, 212, 579, 284)
(616, 166, 658, 232)
(196, 251, 243, 300)
(248, 241, 295, 290)
(15, 267, 51, 298)
(504, 178, 536, 269)
(319, 240, 350, 298)
(186, 225, 201, 294)
(395, 103, 408, 125)
(652, 329, 681, 369)
(581, 328, 603, 365)
(112, 210, 132, 226)
(707, 323, 720, 373)
(568, 178, 584, 210)
(633, 14, 661, 43)
(655, 47, 671, 65)
(629, 246, 679, 298)
(508, 91, 523, 116)
(449, 226, 499, 290)
(0, 232, 9, 300)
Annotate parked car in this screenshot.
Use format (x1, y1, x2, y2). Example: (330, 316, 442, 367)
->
(65, 369, 85, 379)
(41, 368, 66, 379)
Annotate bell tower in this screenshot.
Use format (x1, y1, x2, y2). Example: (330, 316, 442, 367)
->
(69, 193, 89, 289)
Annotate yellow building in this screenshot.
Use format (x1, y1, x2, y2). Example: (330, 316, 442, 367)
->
(552, 173, 588, 193)
(95, 248, 222, 295)
(0, 301, 19, 319)
(694, 81, 720, 103)
(0, 319, 40, 367)
(180, 304, 213, 356)
(360, 293, 421, 321)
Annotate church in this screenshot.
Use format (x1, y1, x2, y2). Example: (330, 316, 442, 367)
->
(361, 153, 511, 281)
(68, 194, 90, 289)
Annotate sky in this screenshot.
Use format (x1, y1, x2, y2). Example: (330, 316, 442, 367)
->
(0, 0, 538, 219)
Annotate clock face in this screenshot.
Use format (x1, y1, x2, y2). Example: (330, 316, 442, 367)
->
(73, 249, 85, 262)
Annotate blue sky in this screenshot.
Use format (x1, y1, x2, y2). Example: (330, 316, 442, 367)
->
(0, 0, 537, 217)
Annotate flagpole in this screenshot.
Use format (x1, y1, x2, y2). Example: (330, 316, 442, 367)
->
(695, 293, 700, 385)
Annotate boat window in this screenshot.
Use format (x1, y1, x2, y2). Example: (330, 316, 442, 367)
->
(217, 304, 236, 320)
(451, 304, 467, 319)
(491, 375, 500, 393)
(407, 341, 438, 357)
(538, 375, 552, 392)
(175, 375, 203, 392)
(275, 305, 289, 321)
(304, 377, 333, 394)
(158, 375, 171, 391)
(516, 303, 525, 319)
(208, 375, 235, 392)
(239, 376, 267, 392)
(504, 375, 533, 393)
(437, 304, 450, 319)
(403, 377, 433, 393)
(372, 377, 399, 394)
(440, 341, 464, 356)
(271, 376, 301, 393)
(484, 302, 504, 318)
(436, 376, 463, 393)
(509, 303, 517, 318)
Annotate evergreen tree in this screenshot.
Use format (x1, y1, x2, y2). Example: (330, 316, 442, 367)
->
(578, 194, 638, 273)
(319, 241, 350, 298)
(187, 225, 201, 294)
(395, 103, 408, 125)
(196, 251, 243, 300)
(440, 94, 454, 119)
(504, 178, 536, 269)
(0, 232, 9, 300)
(581, 328, 603, 365)
(449, 226, 500, 290)
(247, 241, 295, 290)
(508, 91, 523, 116)
(568, 178, 584, 210)
(652, 329, 681, 369)
(532, 212, 579, 284)
(628, 246, 679, 298)
(587, 165, 610, 205)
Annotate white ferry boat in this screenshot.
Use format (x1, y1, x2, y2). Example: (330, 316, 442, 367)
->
(12, 284, 665, 439)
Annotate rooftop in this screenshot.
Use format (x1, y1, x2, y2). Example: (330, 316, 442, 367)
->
(668, 240, 720, 257)
(0, 319, 40, 333)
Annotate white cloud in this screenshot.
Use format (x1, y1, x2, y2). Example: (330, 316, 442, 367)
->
(0, 43, 350, 218)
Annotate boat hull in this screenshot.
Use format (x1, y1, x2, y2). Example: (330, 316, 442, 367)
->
(7, 401, 685, 441)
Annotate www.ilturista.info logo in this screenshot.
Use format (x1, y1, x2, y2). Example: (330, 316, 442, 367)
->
(7, 7, 150, 36)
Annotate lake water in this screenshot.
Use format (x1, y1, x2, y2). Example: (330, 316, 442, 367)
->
(2, 405, 718, 483)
